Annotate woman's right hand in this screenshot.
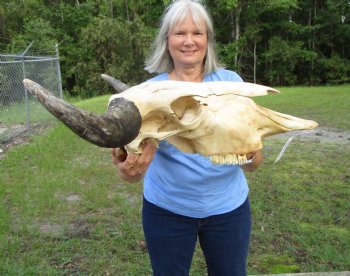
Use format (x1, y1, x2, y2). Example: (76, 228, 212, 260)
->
(111, 143, 157, 183)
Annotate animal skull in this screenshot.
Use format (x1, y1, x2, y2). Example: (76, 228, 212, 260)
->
(108, 80, 318, 164)
(23, 77, 318, 165)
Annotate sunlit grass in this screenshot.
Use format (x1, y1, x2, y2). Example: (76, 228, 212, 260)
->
(0, 100, 57, 125)
(255, 84, 350, 130)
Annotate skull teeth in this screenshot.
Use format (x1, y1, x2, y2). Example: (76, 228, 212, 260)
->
(209, 154, 248, 165)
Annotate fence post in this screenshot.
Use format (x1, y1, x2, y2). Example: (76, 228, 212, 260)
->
(55, 44, 63, 99)
(21, 41, 34, 131)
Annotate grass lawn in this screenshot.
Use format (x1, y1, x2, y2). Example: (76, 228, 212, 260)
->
(0, 85, 349, 275)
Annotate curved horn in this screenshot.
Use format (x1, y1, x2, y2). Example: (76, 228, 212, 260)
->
(23, 79, 141, 148)
(101, 74, 130, 93)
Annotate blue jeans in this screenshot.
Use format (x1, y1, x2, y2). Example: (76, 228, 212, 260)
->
(142, 197, 251, 276)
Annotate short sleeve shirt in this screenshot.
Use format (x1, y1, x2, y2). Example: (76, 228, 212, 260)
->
(143, 68, 249, 218)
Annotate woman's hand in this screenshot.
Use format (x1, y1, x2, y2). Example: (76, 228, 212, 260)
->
(240, 150, 263, 172)
(111, 143, 157, 183)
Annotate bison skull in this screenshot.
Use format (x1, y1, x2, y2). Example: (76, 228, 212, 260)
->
(23, 77, 318, 165)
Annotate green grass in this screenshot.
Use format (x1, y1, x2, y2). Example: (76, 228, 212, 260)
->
(255, 84, 350, 130)
(248, 139, 350, 274)
(0, 100, 57, 125)
(0, 85, 349, 275)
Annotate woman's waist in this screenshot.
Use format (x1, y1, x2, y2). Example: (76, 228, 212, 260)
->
(143, 174, 249, 218)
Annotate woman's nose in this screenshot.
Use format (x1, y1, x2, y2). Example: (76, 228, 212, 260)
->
(184, 35, 194, 46)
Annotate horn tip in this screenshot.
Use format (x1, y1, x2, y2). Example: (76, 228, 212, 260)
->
(23, 79, 36, 89)
(23, 79, 31, 85)
(101, 74, 111, 81)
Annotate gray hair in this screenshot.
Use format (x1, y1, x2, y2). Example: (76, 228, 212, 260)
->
(145, 0, 222, 75)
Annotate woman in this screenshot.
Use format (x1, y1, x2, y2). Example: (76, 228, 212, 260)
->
(112, 1, 263, 275)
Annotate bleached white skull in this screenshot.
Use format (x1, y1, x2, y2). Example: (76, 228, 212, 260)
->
(23, 78, 318, 165)
(109, 80, 318, 164)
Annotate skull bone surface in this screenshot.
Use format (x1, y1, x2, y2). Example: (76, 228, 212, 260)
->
(109, 81, 318, 165)
(23, 78, 318, 165)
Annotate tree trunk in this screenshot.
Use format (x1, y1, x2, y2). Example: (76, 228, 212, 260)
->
(253, 40, 257, 83)
(234, 3, 242, 68)
(110, 0, 114, 18)
(125, 0, 130, 21)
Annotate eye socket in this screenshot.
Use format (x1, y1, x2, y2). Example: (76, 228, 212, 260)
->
(171, 96, 200, 121)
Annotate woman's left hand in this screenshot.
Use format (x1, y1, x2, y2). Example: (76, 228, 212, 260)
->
(240, 150, 263, 172)
(111, 143, 157, 183)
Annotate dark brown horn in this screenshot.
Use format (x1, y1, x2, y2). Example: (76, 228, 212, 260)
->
(101, 74, 130, 93)
(23, 79, 141, 148)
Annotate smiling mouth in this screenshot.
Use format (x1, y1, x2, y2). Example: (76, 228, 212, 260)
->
(181, 50, 197, 55)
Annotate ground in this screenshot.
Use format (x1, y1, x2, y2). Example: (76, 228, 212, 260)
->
(0, 123, 53, 160)
(275, 127, 350, 144)
(1, 123, 349, 272)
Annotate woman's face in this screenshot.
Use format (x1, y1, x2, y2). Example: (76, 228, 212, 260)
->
(167, 15, 208, 70)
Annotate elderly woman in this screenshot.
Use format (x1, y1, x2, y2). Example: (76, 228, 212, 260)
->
(112, 0, 263, 275)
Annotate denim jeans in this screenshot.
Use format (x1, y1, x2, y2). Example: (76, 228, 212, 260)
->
(142, 197, 251, 276)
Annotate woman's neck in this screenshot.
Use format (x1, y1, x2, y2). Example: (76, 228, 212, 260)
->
(169, 67, 204, 82)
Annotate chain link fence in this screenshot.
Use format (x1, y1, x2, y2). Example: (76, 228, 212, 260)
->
(0, 42, 63, 148)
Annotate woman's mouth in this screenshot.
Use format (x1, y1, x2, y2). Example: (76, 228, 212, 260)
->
(181, 50, 196, 55)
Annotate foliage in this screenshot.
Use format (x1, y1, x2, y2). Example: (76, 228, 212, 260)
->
(9, 17, 57, 52)
(318, 53, 350, 84)
(209, 0, 350, 85)
(262, 37, 317, 85)
(73, 16, 154, 97)
(0, 0, 349, 97)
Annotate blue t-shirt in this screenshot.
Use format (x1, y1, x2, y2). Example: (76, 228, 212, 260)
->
(143, 68, 249, 218)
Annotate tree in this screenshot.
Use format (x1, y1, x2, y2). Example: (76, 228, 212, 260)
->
(72, 15, 154, 97)
(10, 17, 57, 52)
(1, 0, 349, 95)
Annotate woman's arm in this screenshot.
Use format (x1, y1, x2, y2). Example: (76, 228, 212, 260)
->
(240, 150, 264, 172)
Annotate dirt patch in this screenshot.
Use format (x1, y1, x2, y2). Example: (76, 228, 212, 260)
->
(39, 217, 91, 239)
(271, 127, 350, 144)
(0, 124, 28, 143)
(0, 123, 53, 160)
